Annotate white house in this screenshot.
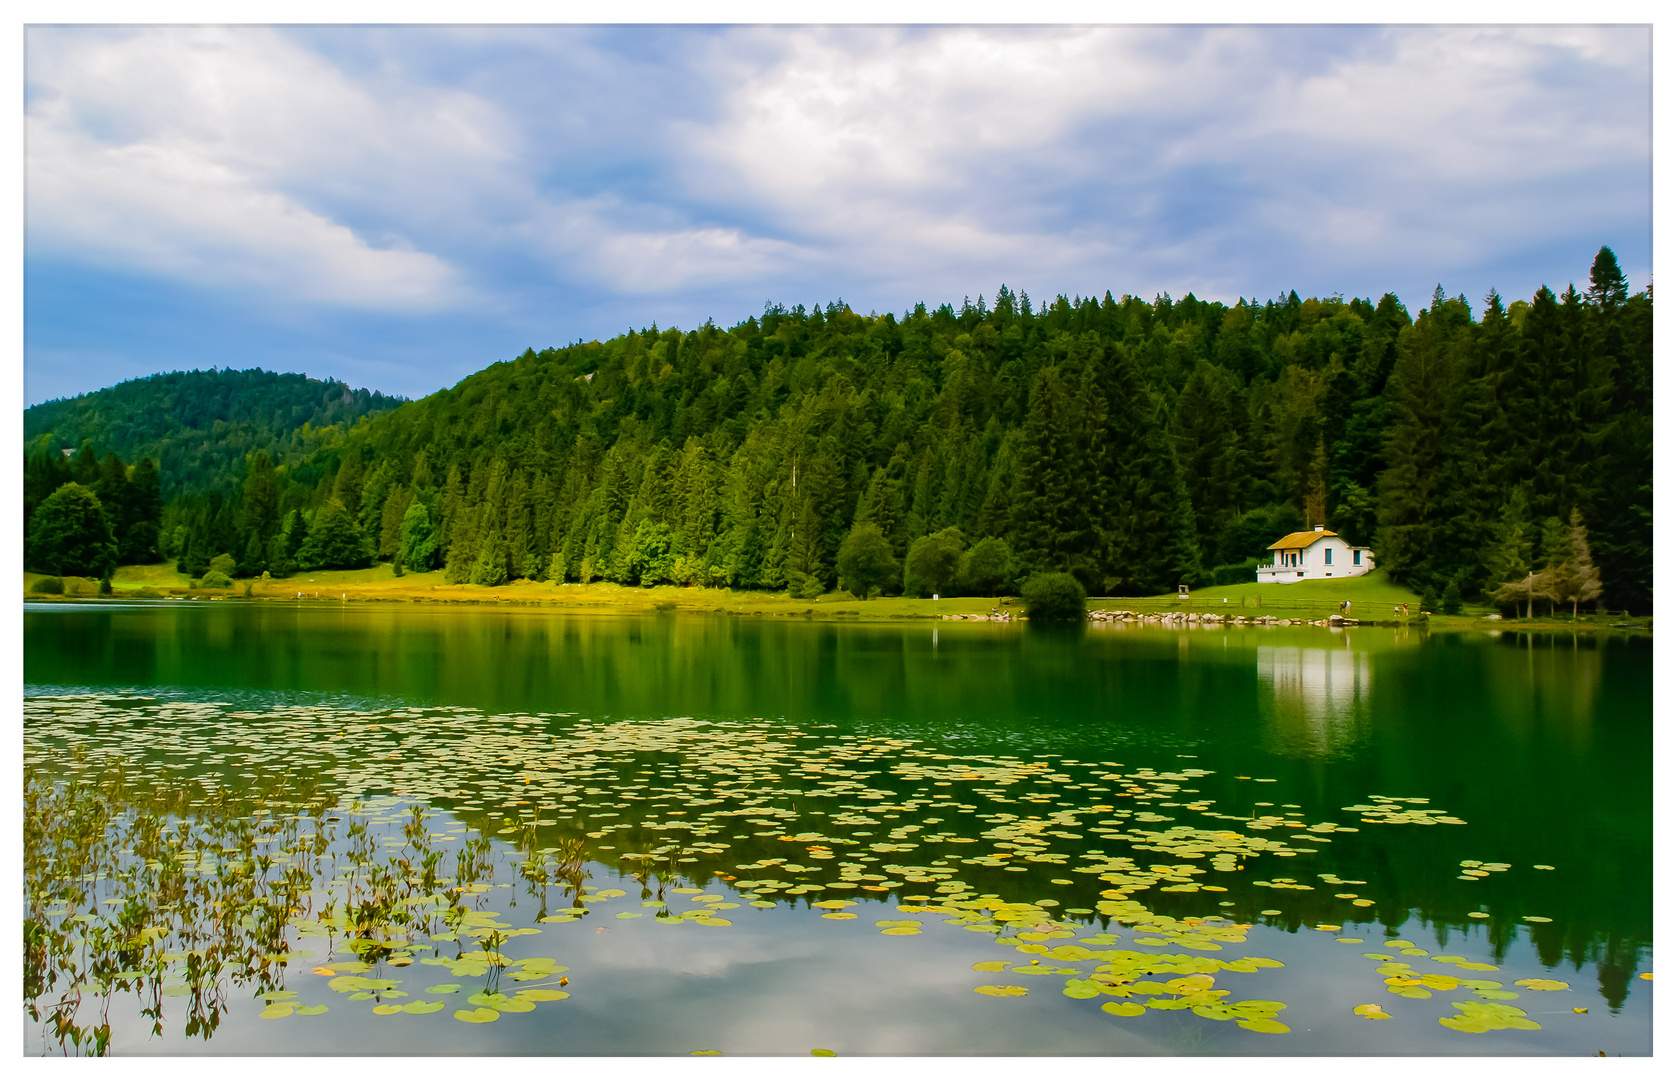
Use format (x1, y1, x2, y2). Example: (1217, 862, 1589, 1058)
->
(1256, 526, 1375, 584)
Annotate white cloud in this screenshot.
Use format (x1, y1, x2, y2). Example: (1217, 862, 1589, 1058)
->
(677, 25, 1650, 301)
(28, 119, 458, 307)
(22, 24, 1653, 332)
(25, 26, 517, 309)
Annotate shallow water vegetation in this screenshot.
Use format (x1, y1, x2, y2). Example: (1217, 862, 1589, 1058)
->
(23, 692, 1628, 1055)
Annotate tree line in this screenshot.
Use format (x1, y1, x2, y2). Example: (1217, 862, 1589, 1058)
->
(23, 247, 1652, 612)
(23, 442, 162, 579)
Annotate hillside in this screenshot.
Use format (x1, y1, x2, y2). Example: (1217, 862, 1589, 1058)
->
(23, 368, 404, 497)
(22, 249, 1654, 613)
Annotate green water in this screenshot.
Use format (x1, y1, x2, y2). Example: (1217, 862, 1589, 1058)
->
(23, 602, 1653, 1055)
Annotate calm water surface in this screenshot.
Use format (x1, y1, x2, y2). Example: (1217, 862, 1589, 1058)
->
(23, 602, 1653, 1056)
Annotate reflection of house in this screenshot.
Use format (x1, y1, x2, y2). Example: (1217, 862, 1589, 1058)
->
(1256, 645, 1371, 757)
(1256, 526, 1374, 584)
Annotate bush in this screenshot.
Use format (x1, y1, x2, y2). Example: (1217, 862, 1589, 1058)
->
(788, 573, 825, 600)
(208, 552, 237, 578)
(133, 586, 163, 598)
(199, 570, 234, 589)
(1211, 558, 1260, 586)
(1021, 571, 1086, 622)
(1441, 579, 1463, 615)
(33, 576, 63, 594)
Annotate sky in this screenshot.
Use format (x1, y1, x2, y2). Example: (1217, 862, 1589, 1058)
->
(22, 22, 1654, 406)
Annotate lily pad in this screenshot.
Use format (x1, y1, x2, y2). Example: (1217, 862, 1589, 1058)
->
(1513, 978, 1568, 992)
(454, 1007, 499, 1024)
(1101, 1001, 1147, 1017)
(1236, 1017, 1289, 1034)
(402, 1000, 446, 1014)
(974, 985, 1028, 997)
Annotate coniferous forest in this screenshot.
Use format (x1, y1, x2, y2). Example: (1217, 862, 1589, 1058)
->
(21, 248, 1652, 613)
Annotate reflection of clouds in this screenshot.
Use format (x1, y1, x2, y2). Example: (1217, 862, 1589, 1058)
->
(1257, 644, 1370, 758)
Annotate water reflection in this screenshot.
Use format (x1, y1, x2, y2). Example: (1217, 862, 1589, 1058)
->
(1255, 642, 1371, 758)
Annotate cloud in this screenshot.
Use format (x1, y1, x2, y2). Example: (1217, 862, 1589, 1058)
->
(680, 25, 1650, 301)
(28, 120, 459, 308)
(25, 26, 512, 309)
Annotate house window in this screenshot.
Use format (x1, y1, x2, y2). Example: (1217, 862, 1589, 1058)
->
(1353, 550, 1361, 566)
(1325, 549, 1332, 565)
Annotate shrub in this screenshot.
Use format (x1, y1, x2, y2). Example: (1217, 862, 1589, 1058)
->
(33, 576, 63, 594)
(133, 586, 163, 598)
(199, 570, 234, 589)
(1021, 572, 1086, 622)
(1441, 579, 1463, 615)
(788, 573, 825, 600)
(1211, 558, 1260, 586)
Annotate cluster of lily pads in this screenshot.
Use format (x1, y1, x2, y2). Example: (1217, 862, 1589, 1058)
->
(24, 691, 1621, 1055)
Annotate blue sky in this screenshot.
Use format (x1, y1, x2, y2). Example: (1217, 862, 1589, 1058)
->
(23, 24, 1653, 405)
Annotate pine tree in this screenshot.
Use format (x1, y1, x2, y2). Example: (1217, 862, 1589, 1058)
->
(1549, 507, 1603, 617)
(1377, 307, 1466, 591)
(469, 528, 509, 587)
(397, 502, 438, 572)
(1587, 246, 1629, 310)
(297, 500, 371, 570)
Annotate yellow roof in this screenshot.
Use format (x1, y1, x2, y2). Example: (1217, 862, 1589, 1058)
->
(1268, 529, 1337, 550)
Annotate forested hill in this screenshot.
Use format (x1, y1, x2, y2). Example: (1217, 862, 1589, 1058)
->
(89, 247, 1650, 613)
(23, 369, 404, 497)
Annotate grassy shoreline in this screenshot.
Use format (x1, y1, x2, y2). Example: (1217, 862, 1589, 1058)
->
(23, 564, 1650, 633)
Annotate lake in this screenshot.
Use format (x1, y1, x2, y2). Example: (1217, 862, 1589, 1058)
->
(23, 601, 1653, 1056)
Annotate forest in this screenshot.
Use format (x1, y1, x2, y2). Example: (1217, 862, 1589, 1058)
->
(23, 368, 403, 497)
(21, 247, 1652, 613)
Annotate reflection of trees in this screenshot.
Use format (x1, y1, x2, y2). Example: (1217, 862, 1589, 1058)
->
(1255, 644, 1371, 757)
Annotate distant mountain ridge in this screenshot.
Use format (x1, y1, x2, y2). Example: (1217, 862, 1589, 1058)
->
(23, 368, 405, 496)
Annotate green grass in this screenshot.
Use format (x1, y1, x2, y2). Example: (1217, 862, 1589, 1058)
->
(82, 562, 1011, 619)
(1188, 569, 1422, 606)
(1087, 569, 1433, 618)
(33, 563, 1644, 632)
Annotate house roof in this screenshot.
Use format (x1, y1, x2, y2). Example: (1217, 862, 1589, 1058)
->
(1268, 529, 1337, 550)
